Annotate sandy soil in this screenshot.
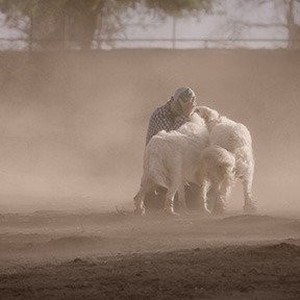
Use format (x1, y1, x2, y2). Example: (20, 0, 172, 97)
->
(0, 211, 299, 299)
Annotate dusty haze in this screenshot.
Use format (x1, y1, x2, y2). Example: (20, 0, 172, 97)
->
(1, 50, 300, 299)
(0, 49, 300, 215)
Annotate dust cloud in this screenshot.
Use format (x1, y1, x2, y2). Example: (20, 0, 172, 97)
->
(1, 50, 300, 299)
(0, 49, 300, 216)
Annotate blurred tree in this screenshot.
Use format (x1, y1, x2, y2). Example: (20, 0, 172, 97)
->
(286, 0, 300, 48)
(0, 0, 213, 50)
(229, 0, 300, 49)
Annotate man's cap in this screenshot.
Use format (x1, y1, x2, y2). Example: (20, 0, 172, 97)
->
(173, 87, 196, 103)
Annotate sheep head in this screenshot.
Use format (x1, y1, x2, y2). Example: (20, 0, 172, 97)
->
(195, 106, 221, 131)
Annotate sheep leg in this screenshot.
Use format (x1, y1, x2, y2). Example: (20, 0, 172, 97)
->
(206, 184, 221, 215)
(134, 175, 151, 215)
(164, 187, 179, 216)
(164, 160, 181, 216)
(198, 181, 211, 215)
(211, 187, 225, 215)
(211, 181, 230, 215)
(133, 189, 146, 215)
(242, 172, 256, 214)
(177, 183, 187, 212)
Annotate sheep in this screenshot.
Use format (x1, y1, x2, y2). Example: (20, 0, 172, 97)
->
(134, 113, 236, 216)
(196, 106, 256, 214)
(193, 144, 236, 215)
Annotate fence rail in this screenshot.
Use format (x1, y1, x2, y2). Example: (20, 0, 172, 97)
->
(0, 37, 299, 51)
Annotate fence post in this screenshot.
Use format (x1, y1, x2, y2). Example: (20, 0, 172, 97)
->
(29, 10, 33, 52)
(172, 16, 177, 49)
(62, 14, 65, 50)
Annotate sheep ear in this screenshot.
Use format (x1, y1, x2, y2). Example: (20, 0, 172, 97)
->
(201, 108, 210, 120)
(205, 108, 219, 121)
(195, 106, 205, 117)
(207, 110, 215, 121)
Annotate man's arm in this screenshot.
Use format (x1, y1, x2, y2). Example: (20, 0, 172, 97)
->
(173, 115, 190, 130)
(145, 114, 156, 146)
(146, 111, 170, 145)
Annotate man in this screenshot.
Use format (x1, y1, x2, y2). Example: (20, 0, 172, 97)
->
(144, 87, 200, 211)
(146, 87, 197, 145)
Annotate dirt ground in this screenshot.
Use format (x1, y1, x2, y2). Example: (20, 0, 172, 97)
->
(0, 49, 300, 299)
(0, 211, 299, 299)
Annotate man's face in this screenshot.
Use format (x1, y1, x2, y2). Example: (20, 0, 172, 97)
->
(182, 96, 197, 116)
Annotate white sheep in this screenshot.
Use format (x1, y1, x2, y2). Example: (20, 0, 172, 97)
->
(134, 113, 236, 216)
(196, 106, 256, 214)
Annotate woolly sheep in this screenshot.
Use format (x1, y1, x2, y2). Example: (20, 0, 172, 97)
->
(134, 113, 236, 216)
(196, 106, 256, 214)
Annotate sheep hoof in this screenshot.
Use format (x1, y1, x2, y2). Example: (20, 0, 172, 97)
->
(134, 208, 146, 216)
(243, 204, 257, 214)
(178, 206, 189, 215)
(212, 204, 225, 215)
(201, 208, 211, 216)
(164, 208, 180, 217)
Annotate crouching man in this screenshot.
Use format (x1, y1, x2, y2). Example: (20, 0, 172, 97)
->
(142, 87, 201, 213)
